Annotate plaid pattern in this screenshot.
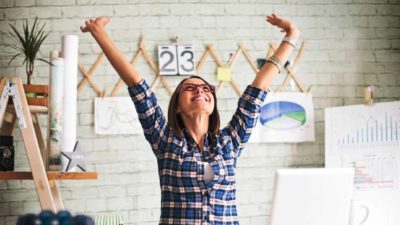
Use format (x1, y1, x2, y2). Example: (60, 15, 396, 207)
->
(128, 80, 267, 225)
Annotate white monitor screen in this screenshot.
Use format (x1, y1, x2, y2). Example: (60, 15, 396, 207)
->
(270, 168, 354, 225)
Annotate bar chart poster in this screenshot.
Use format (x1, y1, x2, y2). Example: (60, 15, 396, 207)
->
(325, 101, 400, 190)
(249, 92, 315, 143)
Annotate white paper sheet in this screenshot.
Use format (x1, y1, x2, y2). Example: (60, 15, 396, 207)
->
(249, 92, 315, 143)
(48, 56, 64, 171)
(325, 101, 400, 225)
(95, 97, 141, 135)
(325, 101, 400, 189)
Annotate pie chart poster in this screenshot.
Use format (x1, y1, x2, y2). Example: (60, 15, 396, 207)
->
(249, 92, 315, 143)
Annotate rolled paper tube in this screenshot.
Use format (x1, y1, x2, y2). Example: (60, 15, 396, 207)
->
(61, 35, 79, 171)
(48, 53, 64, 171)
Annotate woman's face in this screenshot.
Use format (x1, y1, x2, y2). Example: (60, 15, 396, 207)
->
(176, 78, 215, 116)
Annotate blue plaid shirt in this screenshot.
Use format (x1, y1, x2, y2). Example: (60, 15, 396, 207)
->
(128, 80, 267, 225)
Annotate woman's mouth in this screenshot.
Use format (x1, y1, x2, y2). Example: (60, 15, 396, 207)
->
(191, 96, 209, 102)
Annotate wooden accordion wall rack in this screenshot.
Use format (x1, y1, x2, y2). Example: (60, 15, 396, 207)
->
(77, 38, 310, 99)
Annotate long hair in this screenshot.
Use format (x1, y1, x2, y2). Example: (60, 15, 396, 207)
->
(168, 75, 220, 137)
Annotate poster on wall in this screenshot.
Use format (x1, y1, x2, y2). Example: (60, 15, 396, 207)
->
(95, 97, 142, 135)
(249, 92, 315, 143)
(325, 101, 400, 189)
(325, 101, 400, 225)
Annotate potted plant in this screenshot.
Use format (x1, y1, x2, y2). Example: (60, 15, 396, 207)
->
(6, 17, 51, 106)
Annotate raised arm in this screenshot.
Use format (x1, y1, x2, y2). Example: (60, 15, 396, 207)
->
(80, 17, 142, 86)
(251, 13, 300, 90)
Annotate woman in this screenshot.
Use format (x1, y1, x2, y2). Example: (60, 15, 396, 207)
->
(81, 13, 299, 225)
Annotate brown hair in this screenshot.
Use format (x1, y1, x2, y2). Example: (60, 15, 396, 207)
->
(168, 75, 220, 137)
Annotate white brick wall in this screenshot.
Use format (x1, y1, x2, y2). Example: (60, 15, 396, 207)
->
(0, 1, 399, 225)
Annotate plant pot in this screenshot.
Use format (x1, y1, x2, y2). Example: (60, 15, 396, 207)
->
(23, 84, 49, 107)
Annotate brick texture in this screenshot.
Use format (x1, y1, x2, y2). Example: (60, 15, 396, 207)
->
(0, 1, 399, 225)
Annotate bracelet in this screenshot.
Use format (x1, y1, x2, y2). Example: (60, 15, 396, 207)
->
(266, 56, 282, 73)
(266, 56, 283, 73)
(282, 36, 297, 48)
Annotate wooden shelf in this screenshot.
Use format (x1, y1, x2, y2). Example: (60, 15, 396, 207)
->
(0, 172, 97, 180)
(6, 104, 48, 114)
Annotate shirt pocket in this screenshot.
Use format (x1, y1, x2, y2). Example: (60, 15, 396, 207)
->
(178, 153, 200, 186)
(210, 154, 237, 187)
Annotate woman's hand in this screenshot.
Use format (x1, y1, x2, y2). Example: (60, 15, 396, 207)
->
(80, 17, 110, 35)
(266, 13, 300, 39)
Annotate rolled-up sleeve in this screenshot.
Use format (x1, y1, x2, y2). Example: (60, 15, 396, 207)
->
(221, 85, 267, 157)
(128, 79, 171, 156)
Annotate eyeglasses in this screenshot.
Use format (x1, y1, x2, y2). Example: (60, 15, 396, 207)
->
(179, 83, 215, 93)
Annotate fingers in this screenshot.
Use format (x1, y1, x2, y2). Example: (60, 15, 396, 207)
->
(265, 13, 280, 26)
(266, 13, 277, 20)
(99, 16, 110, 25)
(80, 18, 97, 33)
(80, 17, 111, 33)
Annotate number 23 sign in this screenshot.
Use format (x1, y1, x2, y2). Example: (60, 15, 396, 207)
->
(158, 45, 195, 76)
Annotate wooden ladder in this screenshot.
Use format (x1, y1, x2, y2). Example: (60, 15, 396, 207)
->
(0, 76, 97, 212)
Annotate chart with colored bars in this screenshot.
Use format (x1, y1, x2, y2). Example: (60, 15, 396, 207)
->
(343, 156, 398, 189)
(325, 101, 400, 190)
(337, 112, 399, 150)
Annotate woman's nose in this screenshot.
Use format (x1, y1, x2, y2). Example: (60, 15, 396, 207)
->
(195, 86, 204, 93)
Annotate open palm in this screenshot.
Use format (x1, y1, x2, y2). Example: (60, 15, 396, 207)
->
(80, 17, 110, 33)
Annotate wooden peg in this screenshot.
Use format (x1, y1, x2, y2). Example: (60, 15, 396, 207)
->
(196, 47, 210, 73)
(238, 43, 258, 73)
(207, 45, 223, 67)
(228, 47, 241, 68)
(77, 52, 105, 97)
(364, 85, 374, 105)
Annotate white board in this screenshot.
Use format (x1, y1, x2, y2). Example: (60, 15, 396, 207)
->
(177, 45, 195, 75)
(158, 44, 195, 76)
(325, 101, 400, 225)
(249, 92, 315, 143)
(95, 97, 141, 135)
(158, 45, 178, 75)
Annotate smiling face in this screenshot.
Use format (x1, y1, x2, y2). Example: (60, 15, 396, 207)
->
(168, 76, 220, 136)
(176, 78, 215, 116)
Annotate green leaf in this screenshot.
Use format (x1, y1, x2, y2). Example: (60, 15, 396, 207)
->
(37, 58, 52, 66)
(9, 24, 26, 49)
(6, 17, 51, 81)
(7, 53, 22, 66)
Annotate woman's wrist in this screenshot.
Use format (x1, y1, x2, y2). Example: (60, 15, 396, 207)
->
(286, 25, 300, 40)
(282, 26, 300, 48)
(90, 26, 106, 38)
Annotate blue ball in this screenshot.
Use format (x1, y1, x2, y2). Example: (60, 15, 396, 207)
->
(16, 213, 40, 225)
(56, 210, 72, 220)
(73, 215, 95, 225)
(56, 210, 73, 225)
(39, 210, 57, 225)
(39, 210, 55, 217)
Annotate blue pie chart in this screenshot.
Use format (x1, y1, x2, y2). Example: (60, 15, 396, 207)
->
(260, 101, 306, 130)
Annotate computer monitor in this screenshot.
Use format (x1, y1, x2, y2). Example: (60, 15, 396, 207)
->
(270, 168, 354, 225)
